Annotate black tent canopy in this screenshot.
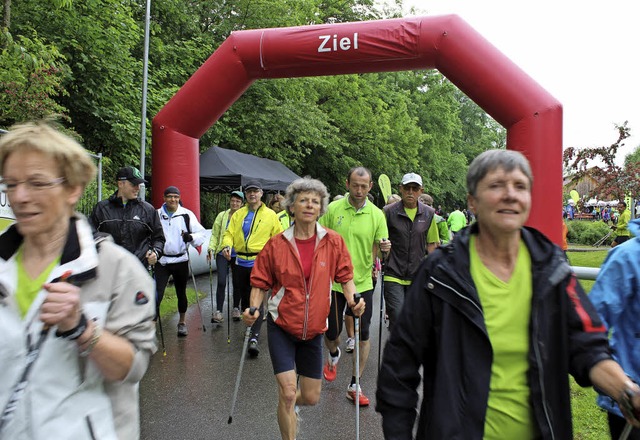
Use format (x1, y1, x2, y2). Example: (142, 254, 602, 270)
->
(199, 146, 301, 193)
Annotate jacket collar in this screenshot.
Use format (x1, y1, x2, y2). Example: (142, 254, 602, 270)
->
(0, 214, 100, 286)
(108, 191, 141, 207)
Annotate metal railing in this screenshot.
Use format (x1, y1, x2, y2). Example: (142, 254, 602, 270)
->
(572, 266, 600, 280)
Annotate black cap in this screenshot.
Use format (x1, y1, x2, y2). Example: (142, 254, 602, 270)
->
(244, 180, 262, 191)
(164, 186, 180, 196)
(116, 166, 147, 185)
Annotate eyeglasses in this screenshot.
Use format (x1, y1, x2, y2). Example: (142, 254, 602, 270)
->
(0, 177, 66, 193)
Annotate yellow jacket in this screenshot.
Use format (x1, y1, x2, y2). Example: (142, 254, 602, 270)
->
(209, 209, 231, 254)
(221, 203, 282, 261)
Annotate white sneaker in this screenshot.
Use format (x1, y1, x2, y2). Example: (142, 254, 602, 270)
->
(212, 311, 223, 323)
(345, 337, 355, 353)
(232, 307, 241, 321)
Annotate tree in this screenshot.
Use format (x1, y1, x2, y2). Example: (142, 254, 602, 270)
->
(563, 121, 640, 201)
(0, 30, 69, 127)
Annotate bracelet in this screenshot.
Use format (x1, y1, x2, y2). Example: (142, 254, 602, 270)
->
(78, 322, 102, 357)
(56, 313, 88, 340)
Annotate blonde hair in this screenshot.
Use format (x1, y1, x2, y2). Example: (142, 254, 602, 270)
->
(0, 121, 96, 189)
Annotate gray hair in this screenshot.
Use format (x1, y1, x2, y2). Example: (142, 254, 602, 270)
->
(466, 149, 533, 196)
(281, 177, 330, 217)
(419, 194, 433, 206)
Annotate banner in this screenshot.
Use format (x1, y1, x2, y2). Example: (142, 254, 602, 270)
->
(0, 188, 14, 233)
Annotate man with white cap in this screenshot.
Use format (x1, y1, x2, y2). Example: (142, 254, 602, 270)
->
(156, 186, 206, 337)
(383, 172, 439, 330)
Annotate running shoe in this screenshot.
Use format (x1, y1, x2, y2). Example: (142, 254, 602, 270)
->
(345, 337, 355, 353)
(322, 348, 341, 382)
(232, 307, 241, 321)
(177, 323, 188, 337)
(346, 384, 370, 406)
(212, 311, 223, 323)
(248, 338, 260, 357)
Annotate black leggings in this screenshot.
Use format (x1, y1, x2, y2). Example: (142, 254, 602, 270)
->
(215, 254, 238, 312)
(325, 289, 373, 341)
(234, 264, 263, 338)
(155, 261, 189, 313)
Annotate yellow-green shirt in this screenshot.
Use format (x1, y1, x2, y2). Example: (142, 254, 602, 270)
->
(469, 235, 537, 439)
(16, 247, 60, 318)
(615, 209, 631, 237)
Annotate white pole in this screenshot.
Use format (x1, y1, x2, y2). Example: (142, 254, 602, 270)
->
(139, 0, 151, 200)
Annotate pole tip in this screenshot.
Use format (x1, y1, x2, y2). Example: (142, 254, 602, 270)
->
(227, 416, 233, 424)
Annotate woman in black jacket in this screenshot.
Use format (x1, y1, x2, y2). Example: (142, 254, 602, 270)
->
(376, 149, 640, 439)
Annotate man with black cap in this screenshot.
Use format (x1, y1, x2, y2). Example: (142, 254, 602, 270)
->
(221, 180, 282, 357)
(90, 166, 165, 266)
(156, 186, 206, 336)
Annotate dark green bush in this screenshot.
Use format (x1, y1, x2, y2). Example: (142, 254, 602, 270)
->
(566, 220, 612, 246)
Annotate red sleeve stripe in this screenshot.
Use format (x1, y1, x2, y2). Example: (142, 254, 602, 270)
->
(566, 276, 606, 333)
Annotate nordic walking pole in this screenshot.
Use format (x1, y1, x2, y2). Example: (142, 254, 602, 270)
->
(376, 257, 384, 372)
(186, 244, 206, 332)
(354, 294, 362, 440)
(149, 265, 166, 356)
(377, 241, 389, 372)
(208, 256, 215, 323)
(619, 423, 632, 440)
(227, 266, 231, 344)
(228, 307, 257, 424)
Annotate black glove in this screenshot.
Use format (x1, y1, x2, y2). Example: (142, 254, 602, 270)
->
(181, 232, 193, 243)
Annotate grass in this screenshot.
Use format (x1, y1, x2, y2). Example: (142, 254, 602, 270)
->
(567, 247, 610, 439)
(157, 284, 208, 318)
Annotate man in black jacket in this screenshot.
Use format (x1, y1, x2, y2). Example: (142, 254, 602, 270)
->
(90, 166, 165, 266)
(382, 172, 438, 330)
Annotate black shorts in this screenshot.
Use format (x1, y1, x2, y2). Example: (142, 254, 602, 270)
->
(267, 316, 323, 379)
(614, 235, 630, 245)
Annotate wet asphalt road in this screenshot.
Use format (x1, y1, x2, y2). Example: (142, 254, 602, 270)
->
(140, 273, 390, 440)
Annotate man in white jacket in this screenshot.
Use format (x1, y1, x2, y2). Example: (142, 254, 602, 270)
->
(156, 186, 206, 336)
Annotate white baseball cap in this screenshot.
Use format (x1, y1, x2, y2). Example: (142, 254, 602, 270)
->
(401, 172, 423, 187)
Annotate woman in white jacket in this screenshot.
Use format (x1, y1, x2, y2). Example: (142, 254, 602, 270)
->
(0, 121, 156, 439)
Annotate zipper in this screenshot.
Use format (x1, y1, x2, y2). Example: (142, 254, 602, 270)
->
(289, 233, 312, 340)
(531, 273, 556, 439)
(243, 205, 262, 254)
(430, 275, 483, 317)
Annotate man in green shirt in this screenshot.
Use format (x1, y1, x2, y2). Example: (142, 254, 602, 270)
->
(447, 206, 467, 236)
(319, 166, 390, 406)
(419, 193, 450, 245)
(612, 201, 631, 247)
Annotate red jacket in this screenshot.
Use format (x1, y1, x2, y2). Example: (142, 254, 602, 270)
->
(250, 223, 353, 340)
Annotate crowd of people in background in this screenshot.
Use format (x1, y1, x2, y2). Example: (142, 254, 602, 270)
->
(1, 121, 638, 440)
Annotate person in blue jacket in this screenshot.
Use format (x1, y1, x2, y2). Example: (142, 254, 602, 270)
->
(589, 217, 640, 439)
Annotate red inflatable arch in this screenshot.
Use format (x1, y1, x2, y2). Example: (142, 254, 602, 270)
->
(152, 15, 562, 243)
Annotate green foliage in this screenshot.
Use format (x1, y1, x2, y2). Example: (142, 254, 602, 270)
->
(4, 0, 506, 214)
(0, 30, 69, 127)
(10, 0, 143, 177)
(566, 220, 612, 246)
